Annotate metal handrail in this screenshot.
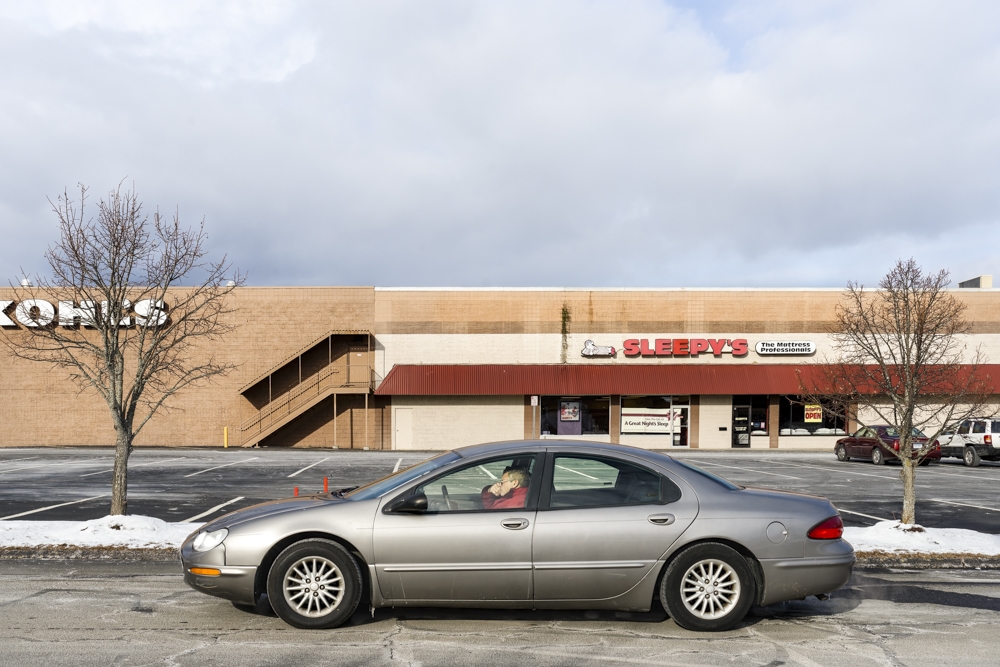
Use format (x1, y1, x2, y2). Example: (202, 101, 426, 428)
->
(240, 364, 379, 437)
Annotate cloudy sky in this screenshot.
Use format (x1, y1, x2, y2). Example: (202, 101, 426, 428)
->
(1, 0, 999, 288)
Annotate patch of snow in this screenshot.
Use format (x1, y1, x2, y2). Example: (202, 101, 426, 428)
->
(0, 515, 203, 549)
(844, 521, 1000, 555)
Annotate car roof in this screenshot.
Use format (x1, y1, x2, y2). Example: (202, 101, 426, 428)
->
(453, 439, 671, 461)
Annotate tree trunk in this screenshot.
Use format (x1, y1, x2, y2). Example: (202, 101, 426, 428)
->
(110, 428, 132, 515)
(900, 457, 917, 524)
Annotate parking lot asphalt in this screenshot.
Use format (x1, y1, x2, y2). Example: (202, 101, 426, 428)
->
(2, 447, 1000, 532)
(2, 560, 999, 666)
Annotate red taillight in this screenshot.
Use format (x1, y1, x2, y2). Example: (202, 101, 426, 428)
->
(893, 441, 899, 451)
(808, 515, 844, 540)
(986, 435, 992, 445)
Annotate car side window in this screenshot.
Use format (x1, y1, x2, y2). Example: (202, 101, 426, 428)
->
(958, 421, 971, 435)
(414, 455, 537, 512)
(547, 455, 680, 509)
(973, 421, 987, 434)
(992, 421, 1000, 435)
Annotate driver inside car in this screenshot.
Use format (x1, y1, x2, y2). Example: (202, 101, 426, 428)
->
(481, 467, 529, 509)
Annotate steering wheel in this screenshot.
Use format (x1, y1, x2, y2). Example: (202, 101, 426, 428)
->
(441, 484, 457, 511)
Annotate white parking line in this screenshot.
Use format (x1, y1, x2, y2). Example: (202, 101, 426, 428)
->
(287, 457, 330, 478)
(555, 464, 598, 480)
(695, 461, 802, 480)
(777, 461, 898, 480)
(931, 498, 1000, 513)
(80, 457, 187, 477)
(181, 496, 246, 523)
(183, 457, 259, 478)
(0, 495, 108, 520)
(0, 459, 112, 475)
(836, 507, 890, 522)
(478, 465, 498, 480)
(392, 458, 402, 473)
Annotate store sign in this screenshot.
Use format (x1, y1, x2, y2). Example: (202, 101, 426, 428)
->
(621, 407, 683, 434)
(755, 341, 816, 355)
(0, 299, 168, 328)
(581, 340, 616, 357)
(804, 404, 824, 422)
(623, 338, 749, 357)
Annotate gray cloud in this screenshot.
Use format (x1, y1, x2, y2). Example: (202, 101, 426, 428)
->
(1, 0, 999, 288)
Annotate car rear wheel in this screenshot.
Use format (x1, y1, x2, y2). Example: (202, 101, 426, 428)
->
(660, 543, 755, 632)
(964, 447, 981, 468)
(871, 448, 886, 465)
(835, 445, 849, 462)
(267, 539, 363, 629)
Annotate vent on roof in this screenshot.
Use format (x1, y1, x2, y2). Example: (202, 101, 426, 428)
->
(959, 275, 993, 288)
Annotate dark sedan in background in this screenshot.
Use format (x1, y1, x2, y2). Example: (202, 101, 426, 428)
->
(835, 425, 941, 465)
(181, 441, 854, 632)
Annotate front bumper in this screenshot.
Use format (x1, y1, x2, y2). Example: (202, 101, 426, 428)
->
(759, 549, 855, 606)
(180, 541, 257, 606)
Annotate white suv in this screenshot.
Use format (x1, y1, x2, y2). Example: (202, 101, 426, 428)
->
(940, 418, 1000, 466)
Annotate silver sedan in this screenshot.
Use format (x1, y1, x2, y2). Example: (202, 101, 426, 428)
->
(181, 441, 854, 632)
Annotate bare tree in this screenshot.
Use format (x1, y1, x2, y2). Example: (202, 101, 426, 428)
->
(3, 183, 243, 515)
(802, 258, 992, 525)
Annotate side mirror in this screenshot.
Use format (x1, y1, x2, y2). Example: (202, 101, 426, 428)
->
(385, 492, 428, 514)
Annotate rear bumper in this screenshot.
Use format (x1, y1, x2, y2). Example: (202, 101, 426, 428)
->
(759, 548, 855, 606)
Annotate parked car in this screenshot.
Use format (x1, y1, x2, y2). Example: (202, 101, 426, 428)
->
(938, 418, 1000, 467)
(834, 425, 941, 465)
(181, 441, 854, 632)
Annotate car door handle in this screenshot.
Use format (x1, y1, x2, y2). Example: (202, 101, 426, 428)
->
(501, 518, 529, 530)
(647, 514, 675, 525)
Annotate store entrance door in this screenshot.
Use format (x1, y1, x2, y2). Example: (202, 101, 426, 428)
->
(732, 404, 751, 448)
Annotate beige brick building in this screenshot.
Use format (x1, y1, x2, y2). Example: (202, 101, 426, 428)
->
(2, 284, 999, 451)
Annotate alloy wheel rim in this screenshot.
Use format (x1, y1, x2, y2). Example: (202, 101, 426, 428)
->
(680, 558, 741, 620)
(283, 556, 345, 618)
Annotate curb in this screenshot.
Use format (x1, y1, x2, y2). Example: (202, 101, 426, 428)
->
(854, 551, 1000, 569)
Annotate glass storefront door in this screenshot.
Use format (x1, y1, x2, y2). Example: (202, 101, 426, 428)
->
(620, 396, 689, 446)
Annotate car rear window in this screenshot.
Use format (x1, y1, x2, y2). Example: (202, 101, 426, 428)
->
(673, 460, 742, 491)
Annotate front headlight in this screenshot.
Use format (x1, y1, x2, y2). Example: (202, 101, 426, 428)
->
(192, 528, 229, 552)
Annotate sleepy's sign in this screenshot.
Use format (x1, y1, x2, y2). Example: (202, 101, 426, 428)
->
(622, 338, 749, 358)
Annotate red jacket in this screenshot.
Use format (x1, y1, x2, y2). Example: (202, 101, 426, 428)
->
(481, 486, 528, 510)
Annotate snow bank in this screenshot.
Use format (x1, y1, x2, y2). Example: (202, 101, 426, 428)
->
(0, 515, 203, 549)
(845, 520, 1000, 555)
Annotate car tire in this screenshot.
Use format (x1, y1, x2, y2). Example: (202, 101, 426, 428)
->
(835, 445, 849, 462)
(918, 458, 932, 466)
(964, 447, 981, 468)
(266, 539, 363, 630)
(871, 448, 885, 465)
(660, 543, 756, 632)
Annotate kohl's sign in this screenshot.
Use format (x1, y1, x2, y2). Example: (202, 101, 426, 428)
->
(0, 299, 168, 328)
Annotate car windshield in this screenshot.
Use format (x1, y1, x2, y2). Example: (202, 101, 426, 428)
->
(882, 426, 926, 438)
(345, 452, 462, 501)
(673, 459, 742, 491)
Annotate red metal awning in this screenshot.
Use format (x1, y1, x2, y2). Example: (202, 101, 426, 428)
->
(375, 364, 846, 396)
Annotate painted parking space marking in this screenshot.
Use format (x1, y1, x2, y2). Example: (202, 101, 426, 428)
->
(0, 459, 113, 475)
(835, 507, 890, 522)
(80, 457, 187, 478)
(931, 498, 1000, 513)
(181, 497, 246, 523)
(183, 457, 259, 478)
(478, 465, 498, 479)
(695, 461, 802, 479)
(392, 458, 402, 473)
(776, 461, 898, 480)
(555, 464, 598, 480)
(0, 495, 108, 520)
(287, 457, 330, 478)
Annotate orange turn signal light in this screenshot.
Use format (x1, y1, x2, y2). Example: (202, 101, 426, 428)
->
(188, 567, 221, 577)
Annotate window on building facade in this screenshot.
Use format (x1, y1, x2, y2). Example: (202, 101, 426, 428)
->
(778, 396, 846, 435)
(540, 396, 610, 435)
(620, 396, 689, 446)
(733, 395, 769, 435)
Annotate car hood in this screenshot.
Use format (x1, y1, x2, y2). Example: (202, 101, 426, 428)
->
(200, 496, 344, 531)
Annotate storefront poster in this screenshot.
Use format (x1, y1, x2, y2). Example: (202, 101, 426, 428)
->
(621, 407, 683, 434)
(804, 404, 823, 423)
(559, 401, 580, 422)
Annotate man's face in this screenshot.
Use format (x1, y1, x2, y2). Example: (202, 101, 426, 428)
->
(499, 472, 519, 494)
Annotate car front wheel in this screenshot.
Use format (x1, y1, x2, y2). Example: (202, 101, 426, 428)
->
(266, 539, 363, 629)
(835, 445, 849, 462)
(661, 543, 755, 632)
(871, 448, 885, 465)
